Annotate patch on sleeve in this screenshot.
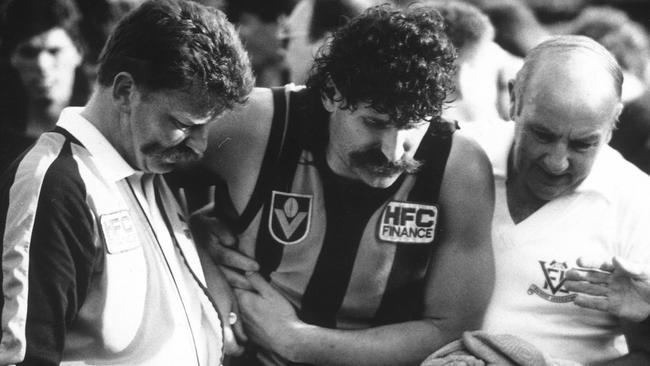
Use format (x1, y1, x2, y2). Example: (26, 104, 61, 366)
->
(100, 210, 141, 254)
(378, 201, 438, 244)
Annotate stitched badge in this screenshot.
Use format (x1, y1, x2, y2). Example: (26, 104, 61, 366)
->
(269, 191, 312, 245)
(100, 210, 141, 254)
(378, 201, 438, 244)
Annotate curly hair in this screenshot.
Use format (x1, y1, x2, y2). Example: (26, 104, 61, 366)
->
(306, 4, 456, 126)
(97, 0, 253, 115)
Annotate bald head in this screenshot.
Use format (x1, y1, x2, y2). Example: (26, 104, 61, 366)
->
(508, 36, 624, 203)
(512, 35, 623, 120)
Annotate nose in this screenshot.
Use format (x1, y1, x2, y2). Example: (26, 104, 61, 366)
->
(184, 125, 208, 155)
(35, 51, 55, 73)
(543, 143, 570, 174)
(381, 129, 409, 163)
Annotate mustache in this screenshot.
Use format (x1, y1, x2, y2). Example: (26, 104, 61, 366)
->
(141, 143, 203, 162)
(349, 147, 422, 175)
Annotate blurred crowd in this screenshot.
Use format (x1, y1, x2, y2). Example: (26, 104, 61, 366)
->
(1, 0, 649, 174)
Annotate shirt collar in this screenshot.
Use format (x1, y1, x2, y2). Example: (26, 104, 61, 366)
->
(572, 145, 618, 203)
(57, 107, 136, 182)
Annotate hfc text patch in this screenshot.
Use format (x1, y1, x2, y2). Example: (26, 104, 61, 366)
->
(378, 201, 437, 244)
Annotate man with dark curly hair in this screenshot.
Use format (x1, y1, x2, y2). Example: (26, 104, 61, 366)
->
(191, 4, 495, 365)
(0, 0, 253, 364)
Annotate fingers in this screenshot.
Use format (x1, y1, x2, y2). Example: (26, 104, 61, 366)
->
(564, 279, 609, 297)
(573, 293, 609, 313)
(576, 256, 614, 272)
(221, 266, 255, 291)
(209, 245, 259, 272)
(226, 295, 248, 344)
(222, 323, 245, 356)
(245, 272, 276, 298)
(565, 268, 611, 284)
(232, 317, 248, 344)
(206, 216, 238, 248)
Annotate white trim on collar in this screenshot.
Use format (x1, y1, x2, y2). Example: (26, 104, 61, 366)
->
(57, 107, 136, 182)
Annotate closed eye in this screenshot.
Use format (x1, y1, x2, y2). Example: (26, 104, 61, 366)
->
(532, 129, 555, 143)
(171, 118, 192, 132)
(570, 140, 597, 152)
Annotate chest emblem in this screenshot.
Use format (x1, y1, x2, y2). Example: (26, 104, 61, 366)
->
(269, 191, 313, 245)
(100, 210, 141, 254)
(527, 260, 576, 303)
(378, 201, 438, 244)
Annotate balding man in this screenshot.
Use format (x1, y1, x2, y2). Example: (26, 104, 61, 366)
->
(477, 35, 650, 364)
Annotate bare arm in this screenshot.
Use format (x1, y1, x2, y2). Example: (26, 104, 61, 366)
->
(236, 133, 496, 365)
(199, 87, 274, 213)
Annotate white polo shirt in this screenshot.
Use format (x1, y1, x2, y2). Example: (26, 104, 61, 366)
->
(466, 121, 650, 364)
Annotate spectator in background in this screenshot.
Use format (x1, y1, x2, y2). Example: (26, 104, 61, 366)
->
(569, 6, 650, 175)
(0, 0, 90, 173)
(424, 1, 521, 172)
(426, 1, 521, 125)
(73, 0, 142, 81)
(225, 0, 294, 86)
(279, 0, 380, 84)
(465, 0, 549, 58)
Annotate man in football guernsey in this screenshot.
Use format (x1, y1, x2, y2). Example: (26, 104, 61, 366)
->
(473, 36, 650, 364)
(192, 5, 495, 366)
(0, 1, 253, 365)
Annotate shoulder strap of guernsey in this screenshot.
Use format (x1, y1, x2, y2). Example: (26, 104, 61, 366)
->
(372, 119, 456, 325)
(226, 86, 289, 233)
(252, 87, 312, 279)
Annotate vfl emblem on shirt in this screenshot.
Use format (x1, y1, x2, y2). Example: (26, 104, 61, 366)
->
(527, 260, 576, 303)
(100, 210, 141, 254)
(378, 201, 437, 244)
(269, 191, 312, 245)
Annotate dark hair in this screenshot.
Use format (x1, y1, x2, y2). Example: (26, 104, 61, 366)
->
(307, 4, 456, 126)
(309, 0, 373, 42)
(465, 0, 548, 57)
(225, 0, 294, 23)
(97, 0, 254, 114)
(0, 0, 85, 58)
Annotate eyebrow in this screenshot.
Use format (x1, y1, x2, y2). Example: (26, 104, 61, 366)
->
(529, 124, 601, 142)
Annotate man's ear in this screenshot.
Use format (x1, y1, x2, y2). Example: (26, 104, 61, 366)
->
(112, 72, 136, 112)
(321, 77, 342, 112)
(508, 79, 517, 120)
(606, 102, 625, 143)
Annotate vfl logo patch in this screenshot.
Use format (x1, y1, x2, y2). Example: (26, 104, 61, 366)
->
(527, 260, 576, 303)
(378, 201, 437, 244)
(100, 210, 140, 254)
(269, 191, 312, 245)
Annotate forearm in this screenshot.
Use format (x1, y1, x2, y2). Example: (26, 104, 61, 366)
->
(287, 319, 457, 366)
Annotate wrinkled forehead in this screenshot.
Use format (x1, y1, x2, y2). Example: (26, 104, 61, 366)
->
(143, 85, 223, 120)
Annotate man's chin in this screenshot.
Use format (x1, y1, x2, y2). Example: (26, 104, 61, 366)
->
(530, 182, 572, 202)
